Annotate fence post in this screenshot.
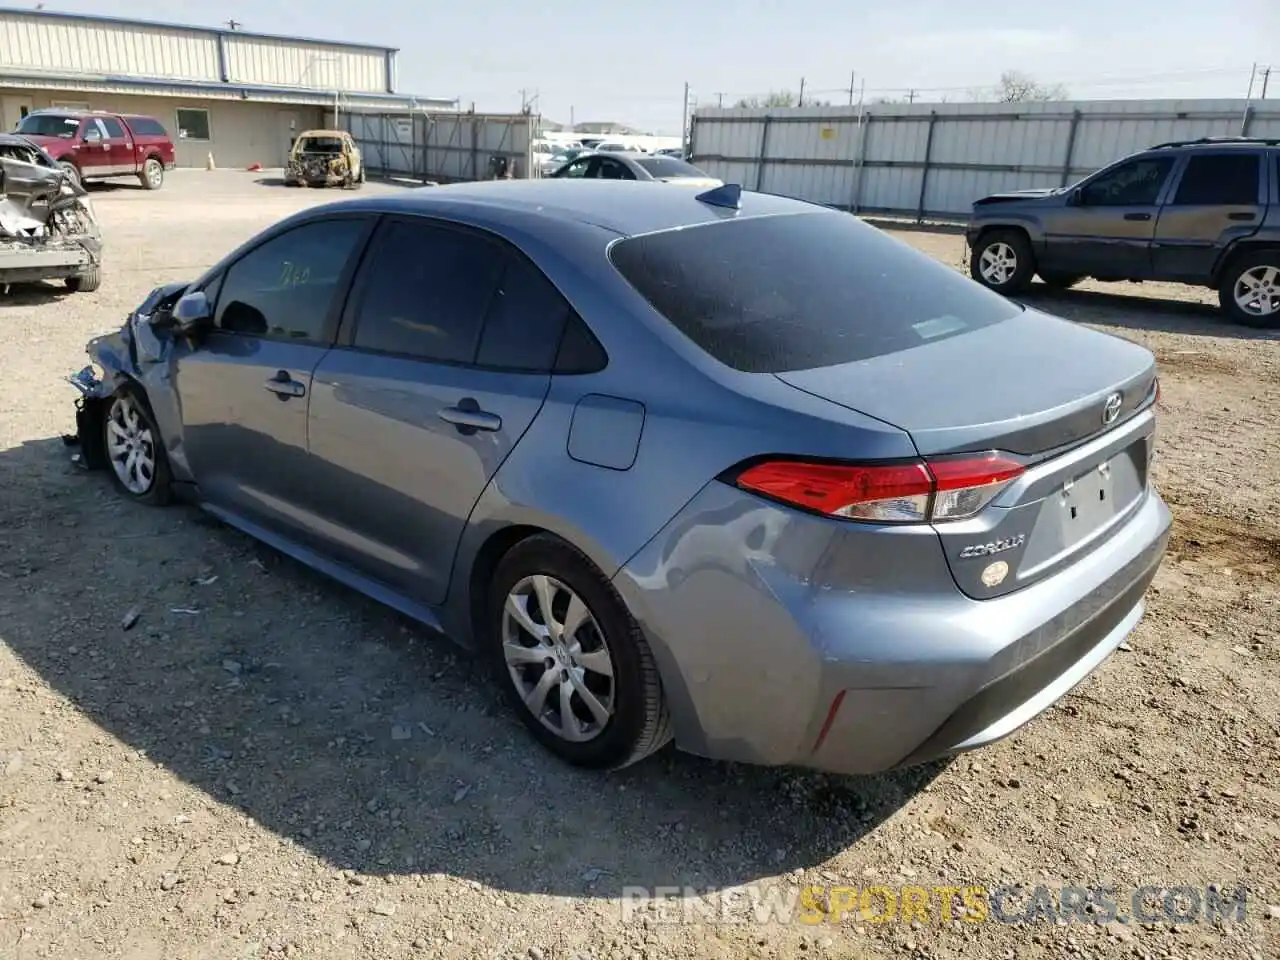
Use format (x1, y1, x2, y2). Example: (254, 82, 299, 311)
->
(850, 114, 872, 214)
(915, 111, 938, 223)
(755, 115, 772, 192)
(1059, 109, 1081, 186)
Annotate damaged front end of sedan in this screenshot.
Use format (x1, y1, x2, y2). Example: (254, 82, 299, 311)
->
(0, 133, 104, 293)
(65, 281, 192, 477)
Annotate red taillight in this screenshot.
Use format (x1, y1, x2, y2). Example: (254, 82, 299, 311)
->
(732, 453, 1025, 524)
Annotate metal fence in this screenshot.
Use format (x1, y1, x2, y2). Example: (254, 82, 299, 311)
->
(340, 110, 536, 183)
(689, 99, 1280, 220)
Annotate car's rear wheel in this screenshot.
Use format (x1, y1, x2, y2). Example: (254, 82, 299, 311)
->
(139, 158, 164, 190)
(1038, 271, 1084, 290)
(487, 535, 671, 770)
(1219, 252, 1280, 328)
(970, 229, 1035, 294)
(102, 387, 172, 505)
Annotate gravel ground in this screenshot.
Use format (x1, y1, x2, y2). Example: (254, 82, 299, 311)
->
(1, 172, 1277, 960)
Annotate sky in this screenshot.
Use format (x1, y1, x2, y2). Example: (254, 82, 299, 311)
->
(39, 0, 1280, 134)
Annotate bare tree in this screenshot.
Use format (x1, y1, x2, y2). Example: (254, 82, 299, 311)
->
(733, 90, 802, 108)
(991, 70, 1069, 102)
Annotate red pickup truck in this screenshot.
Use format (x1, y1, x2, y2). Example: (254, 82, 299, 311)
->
(14, 109, 176, 190)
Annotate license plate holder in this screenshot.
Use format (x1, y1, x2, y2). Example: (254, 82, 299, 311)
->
(1056, 457, 1119, 547)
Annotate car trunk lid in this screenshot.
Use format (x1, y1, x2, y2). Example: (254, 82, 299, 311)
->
(775, 309, 1157, 598)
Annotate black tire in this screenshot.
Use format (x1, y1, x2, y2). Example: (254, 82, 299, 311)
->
(65, 266, 101, 293)
(486, 534, 672, 770)
(139, 157, 164, 190)
(58, 161, 82, 188)
(101, 386, 173, 506)
(1217, 250, 1280, 329)
(1038, 271, 1084, 290)
(970, 229, 1036, 294)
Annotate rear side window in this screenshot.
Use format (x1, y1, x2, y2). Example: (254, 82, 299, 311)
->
(608, 211, 1020, 373)
(127, 117, 169, 137)
(349, 219, 505, 363)
(1171, 154, 1261, 205)
(635, 156, 705, 178)
(100, 117, 126, 138)
(475, 257, 570, 371)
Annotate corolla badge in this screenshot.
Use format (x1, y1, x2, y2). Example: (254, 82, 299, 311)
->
(1102, 392, 1123, 425)
(958, 533, 1026, 560)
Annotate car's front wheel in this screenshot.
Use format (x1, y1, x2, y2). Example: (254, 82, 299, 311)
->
(487, 535, 671, 770)
(1219, 251, 1280, 329)
(970, 229, 1035, 294)
(102, 388, 172, 505)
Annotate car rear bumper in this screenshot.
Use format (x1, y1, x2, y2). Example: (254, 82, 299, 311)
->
(612, 479, 1171, 776)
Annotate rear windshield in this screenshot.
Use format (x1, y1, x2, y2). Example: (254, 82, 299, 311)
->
(299, 137, 344, 152)
(635, 156, 705, 178)
(17, 114, 80, 138)
(608, 211, 1021, 373)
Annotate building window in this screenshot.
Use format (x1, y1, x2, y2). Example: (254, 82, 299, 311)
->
(52, 100, 90, 111)
(175, 108, 211, 141)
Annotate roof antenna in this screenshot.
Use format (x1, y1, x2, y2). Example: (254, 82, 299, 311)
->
(695, 183, 742, 210)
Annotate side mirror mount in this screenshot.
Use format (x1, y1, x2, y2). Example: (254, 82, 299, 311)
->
(82, 128, 101, 143)
(172, 290, 213, 335)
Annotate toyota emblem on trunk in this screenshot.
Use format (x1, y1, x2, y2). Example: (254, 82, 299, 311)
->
(1101, 392, 1123, 425)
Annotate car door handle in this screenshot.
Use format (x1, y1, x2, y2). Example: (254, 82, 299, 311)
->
(1228, 212, 1257, 221)
(438, 399, 501, 434)
(1124, 212, 1152, 221)
(264, 370, 306, 399)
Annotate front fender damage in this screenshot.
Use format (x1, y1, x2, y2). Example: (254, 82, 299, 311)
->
(65, 281, 191, 476)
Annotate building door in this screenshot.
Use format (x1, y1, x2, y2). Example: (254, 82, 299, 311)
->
(277, 110, 301, 167)
(0, 95, 33, 131)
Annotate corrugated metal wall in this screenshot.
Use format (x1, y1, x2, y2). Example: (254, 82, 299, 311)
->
(223, 36, 385, 93)
(0, 12, 219, 81)
(341, 112, 536, 183)
(691, 100, 1280, 219)
(0, 10, 389, 94)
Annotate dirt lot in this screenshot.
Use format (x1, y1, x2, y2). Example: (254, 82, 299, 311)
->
(1, 172, 1277, 960)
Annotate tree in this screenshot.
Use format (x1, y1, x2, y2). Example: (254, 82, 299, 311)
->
(733, 90, 801, 108)
(991, 70, 1069, 102)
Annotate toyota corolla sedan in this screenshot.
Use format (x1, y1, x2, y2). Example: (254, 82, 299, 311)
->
(67, 179, 1171, 775)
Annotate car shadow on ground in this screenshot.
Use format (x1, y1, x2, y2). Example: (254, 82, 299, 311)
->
(0, 280, 76, 305)
(0, 434, 948, 899)
(1016, 286, 1280, 341)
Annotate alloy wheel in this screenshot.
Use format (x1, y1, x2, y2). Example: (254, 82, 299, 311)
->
(1233, 265, 1280, 318)
(502, 574, 615, 743)
(979, 242, 1018, 285)
(105, 394, 156, 495)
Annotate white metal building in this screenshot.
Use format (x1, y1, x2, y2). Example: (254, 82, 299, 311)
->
(0, 7, 455, 169)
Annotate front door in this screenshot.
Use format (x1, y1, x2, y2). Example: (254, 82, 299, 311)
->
(1152, 151, 1266, 282)
(172, 215, 373, 537)
(97, 115, 135, 176)
(1042, 155, 1176, 279)
(277, 110, 301, 167)
(0, 95, 32, 131)
(305, 216, 570, 603)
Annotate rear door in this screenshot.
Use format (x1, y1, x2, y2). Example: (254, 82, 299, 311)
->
(304, 216, 568, 603)
(1151, 151, 1265, 281)
(171, 214, 373, 537)
(97, 115, 134, 176)
(1043, 154, 1177, 278)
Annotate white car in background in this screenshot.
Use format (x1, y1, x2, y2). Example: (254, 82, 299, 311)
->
(548, 151, 721, 187)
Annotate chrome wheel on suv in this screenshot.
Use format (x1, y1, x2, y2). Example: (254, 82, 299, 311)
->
(1220, 253, 1280, 329)
(969, 229, 1035, 294)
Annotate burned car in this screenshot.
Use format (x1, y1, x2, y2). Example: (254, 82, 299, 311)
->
(284, 130, 365, 188)
(0, 132, 103, 293)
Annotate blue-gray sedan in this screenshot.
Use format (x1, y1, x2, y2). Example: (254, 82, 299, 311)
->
(67, 179, 1172, 775)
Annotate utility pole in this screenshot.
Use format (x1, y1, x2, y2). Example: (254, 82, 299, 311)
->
(797, 77, 806, 107)
(848, 70, 856, 105)
(680, 81, 690, 154)
(1243, 63, 1258, 133)
(717, 92, 724, 108)
(1262, 66, 1273, 100)
(906, 89, 917, 104)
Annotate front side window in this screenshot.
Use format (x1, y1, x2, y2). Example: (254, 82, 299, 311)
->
(214, 218, 367, 341)
(348, 219, 505, 363)
(1171, 154, 1261, 206)
(555, 157, 595, 179)
(610, 210, 1020, 373)
(1080, 157, 1174, 206)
